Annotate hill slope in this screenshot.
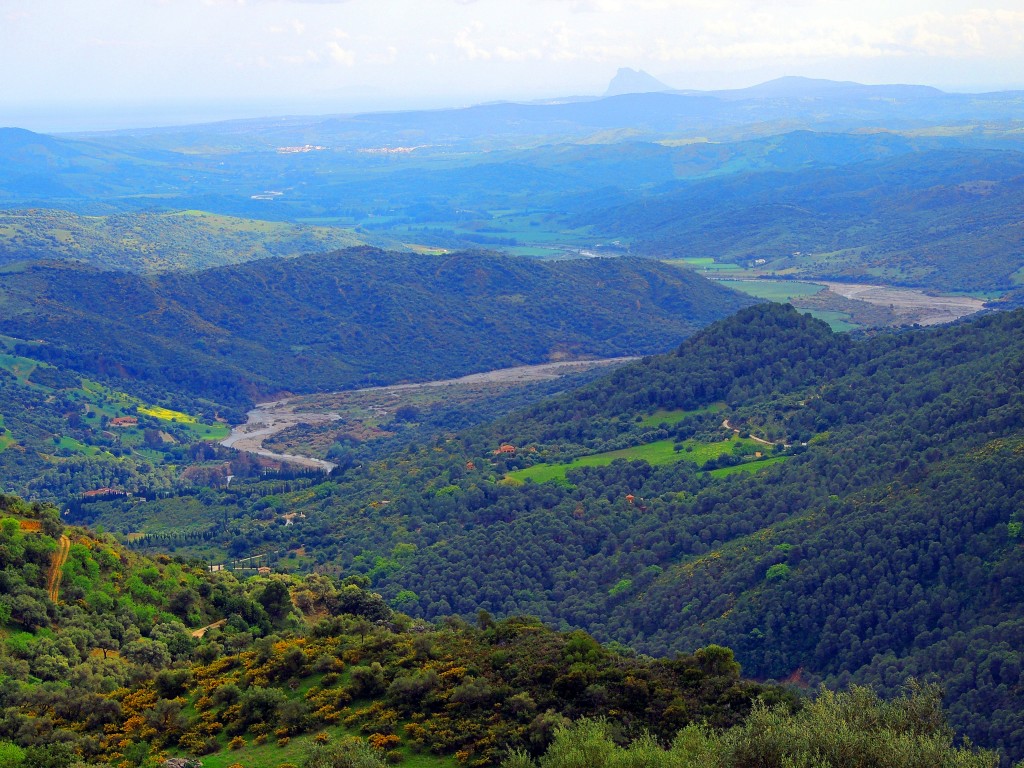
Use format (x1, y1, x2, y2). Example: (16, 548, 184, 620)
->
(93, 304, 1024, 760)
(0, 209, 369, 272)
(0, 494, 819, 768)
(0, 249, 754, 407)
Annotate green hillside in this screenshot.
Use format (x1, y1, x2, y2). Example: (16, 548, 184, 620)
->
(0, 249, 754, 407)
(574, 148, 1024, 294)
(78, 304, 1024, 761)
(0, 339, 233, 500)
(0, 494, 833, 768)
(0, 209, 370, 272)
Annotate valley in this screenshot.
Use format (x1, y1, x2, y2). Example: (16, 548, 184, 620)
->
(3, 72, 1024, 768)
(716, 277, 989, 329)
(222, 357, 636, 471)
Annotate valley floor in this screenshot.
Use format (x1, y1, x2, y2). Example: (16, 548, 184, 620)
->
(222, 357, 637, 470)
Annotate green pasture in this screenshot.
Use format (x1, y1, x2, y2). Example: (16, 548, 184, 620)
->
(664, 258, 743, 272)
(0, 353, 38, 385)
(54, 437, 101, 456)
(718, 279, 825, 302)
(639, 402, 726, 427)
(508, 434, 761, 484)
(804, 310, 860, 332)
(708, 456, 789, 478)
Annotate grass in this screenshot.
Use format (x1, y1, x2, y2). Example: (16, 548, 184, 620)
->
(55, 436, 101, 456)
(708, 456, 789, 478)
(184, 421, 231, 441)
(804, 310, 860, 332)
(718, 279, 825, 302)
(664, 258, 743, 271)
(176, 724, 455, 768)
(508, 435, 761, 484)
(638, 402, 725, 427)
(0, 353, 39, 386)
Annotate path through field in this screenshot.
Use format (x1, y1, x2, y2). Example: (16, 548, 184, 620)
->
(723, 418, 780, 447)
(47, 534, 70, 603)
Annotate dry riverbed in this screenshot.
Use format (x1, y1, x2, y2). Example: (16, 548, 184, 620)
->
(222, 357, 635, 471)
(817, 281, 986, 326)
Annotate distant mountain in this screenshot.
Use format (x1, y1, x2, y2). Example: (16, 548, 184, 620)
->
(572, 144, 1024, 292)
(604, 67, 673, 97)
(0, 249, 755, 406)
(57, 78, 1024, 154)
(706, 75, 946, 101)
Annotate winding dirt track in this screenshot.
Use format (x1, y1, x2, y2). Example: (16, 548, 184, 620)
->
(47, 535, 70, 603)
(722, 418, 778, 447)
(191, 619, 227, 639)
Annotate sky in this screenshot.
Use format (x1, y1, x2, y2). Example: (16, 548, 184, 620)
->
(3, 0, 1024, 131)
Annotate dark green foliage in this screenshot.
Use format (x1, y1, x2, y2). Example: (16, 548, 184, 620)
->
(0, 250, 753, 407)
(107, 304, 1024, 761)
(575, 147, 1024, 293)
(507, 683, 996, 768)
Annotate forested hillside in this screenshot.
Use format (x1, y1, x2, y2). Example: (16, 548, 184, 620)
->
(573, 148, 1024, 292)
(80, 304, 1024, 760)
(0, 493, 827, 768)
(0, 340, 234, 500)
(0, 249, 753, 407)
(0, 209, 369, 272)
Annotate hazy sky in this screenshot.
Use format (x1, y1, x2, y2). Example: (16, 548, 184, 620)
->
(3, 0, 1024, 131)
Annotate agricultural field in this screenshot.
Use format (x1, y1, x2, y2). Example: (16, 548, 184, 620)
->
(638, 402, 725, 427)
(717, 279, 826, 302)
(665, 257, 745, 273)
(707, 455, 789, 477)
(803, 309, 859, 332)
(508, 434, 763, 484)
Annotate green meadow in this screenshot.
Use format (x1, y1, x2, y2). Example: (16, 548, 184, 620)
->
(508, 434, 762, 484)
(707, 455, 789, 478)
(718, 279, 825, 302)
(665, 257, 744, 272)
(804, 309, 860, 332)
(639, 402, 726, 427)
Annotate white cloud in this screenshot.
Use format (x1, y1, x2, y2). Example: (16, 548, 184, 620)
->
(328, 40, 355, 65)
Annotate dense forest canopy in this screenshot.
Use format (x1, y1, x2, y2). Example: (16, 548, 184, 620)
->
(0, 494, 1004, 768)
(74, 304, 1024, 762)
(0, 250, 753, 408)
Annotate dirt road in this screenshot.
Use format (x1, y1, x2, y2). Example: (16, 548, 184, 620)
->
(47, 535, 70, 603)
(723, 419, 779, 447)
(191, 619, 227, 638)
